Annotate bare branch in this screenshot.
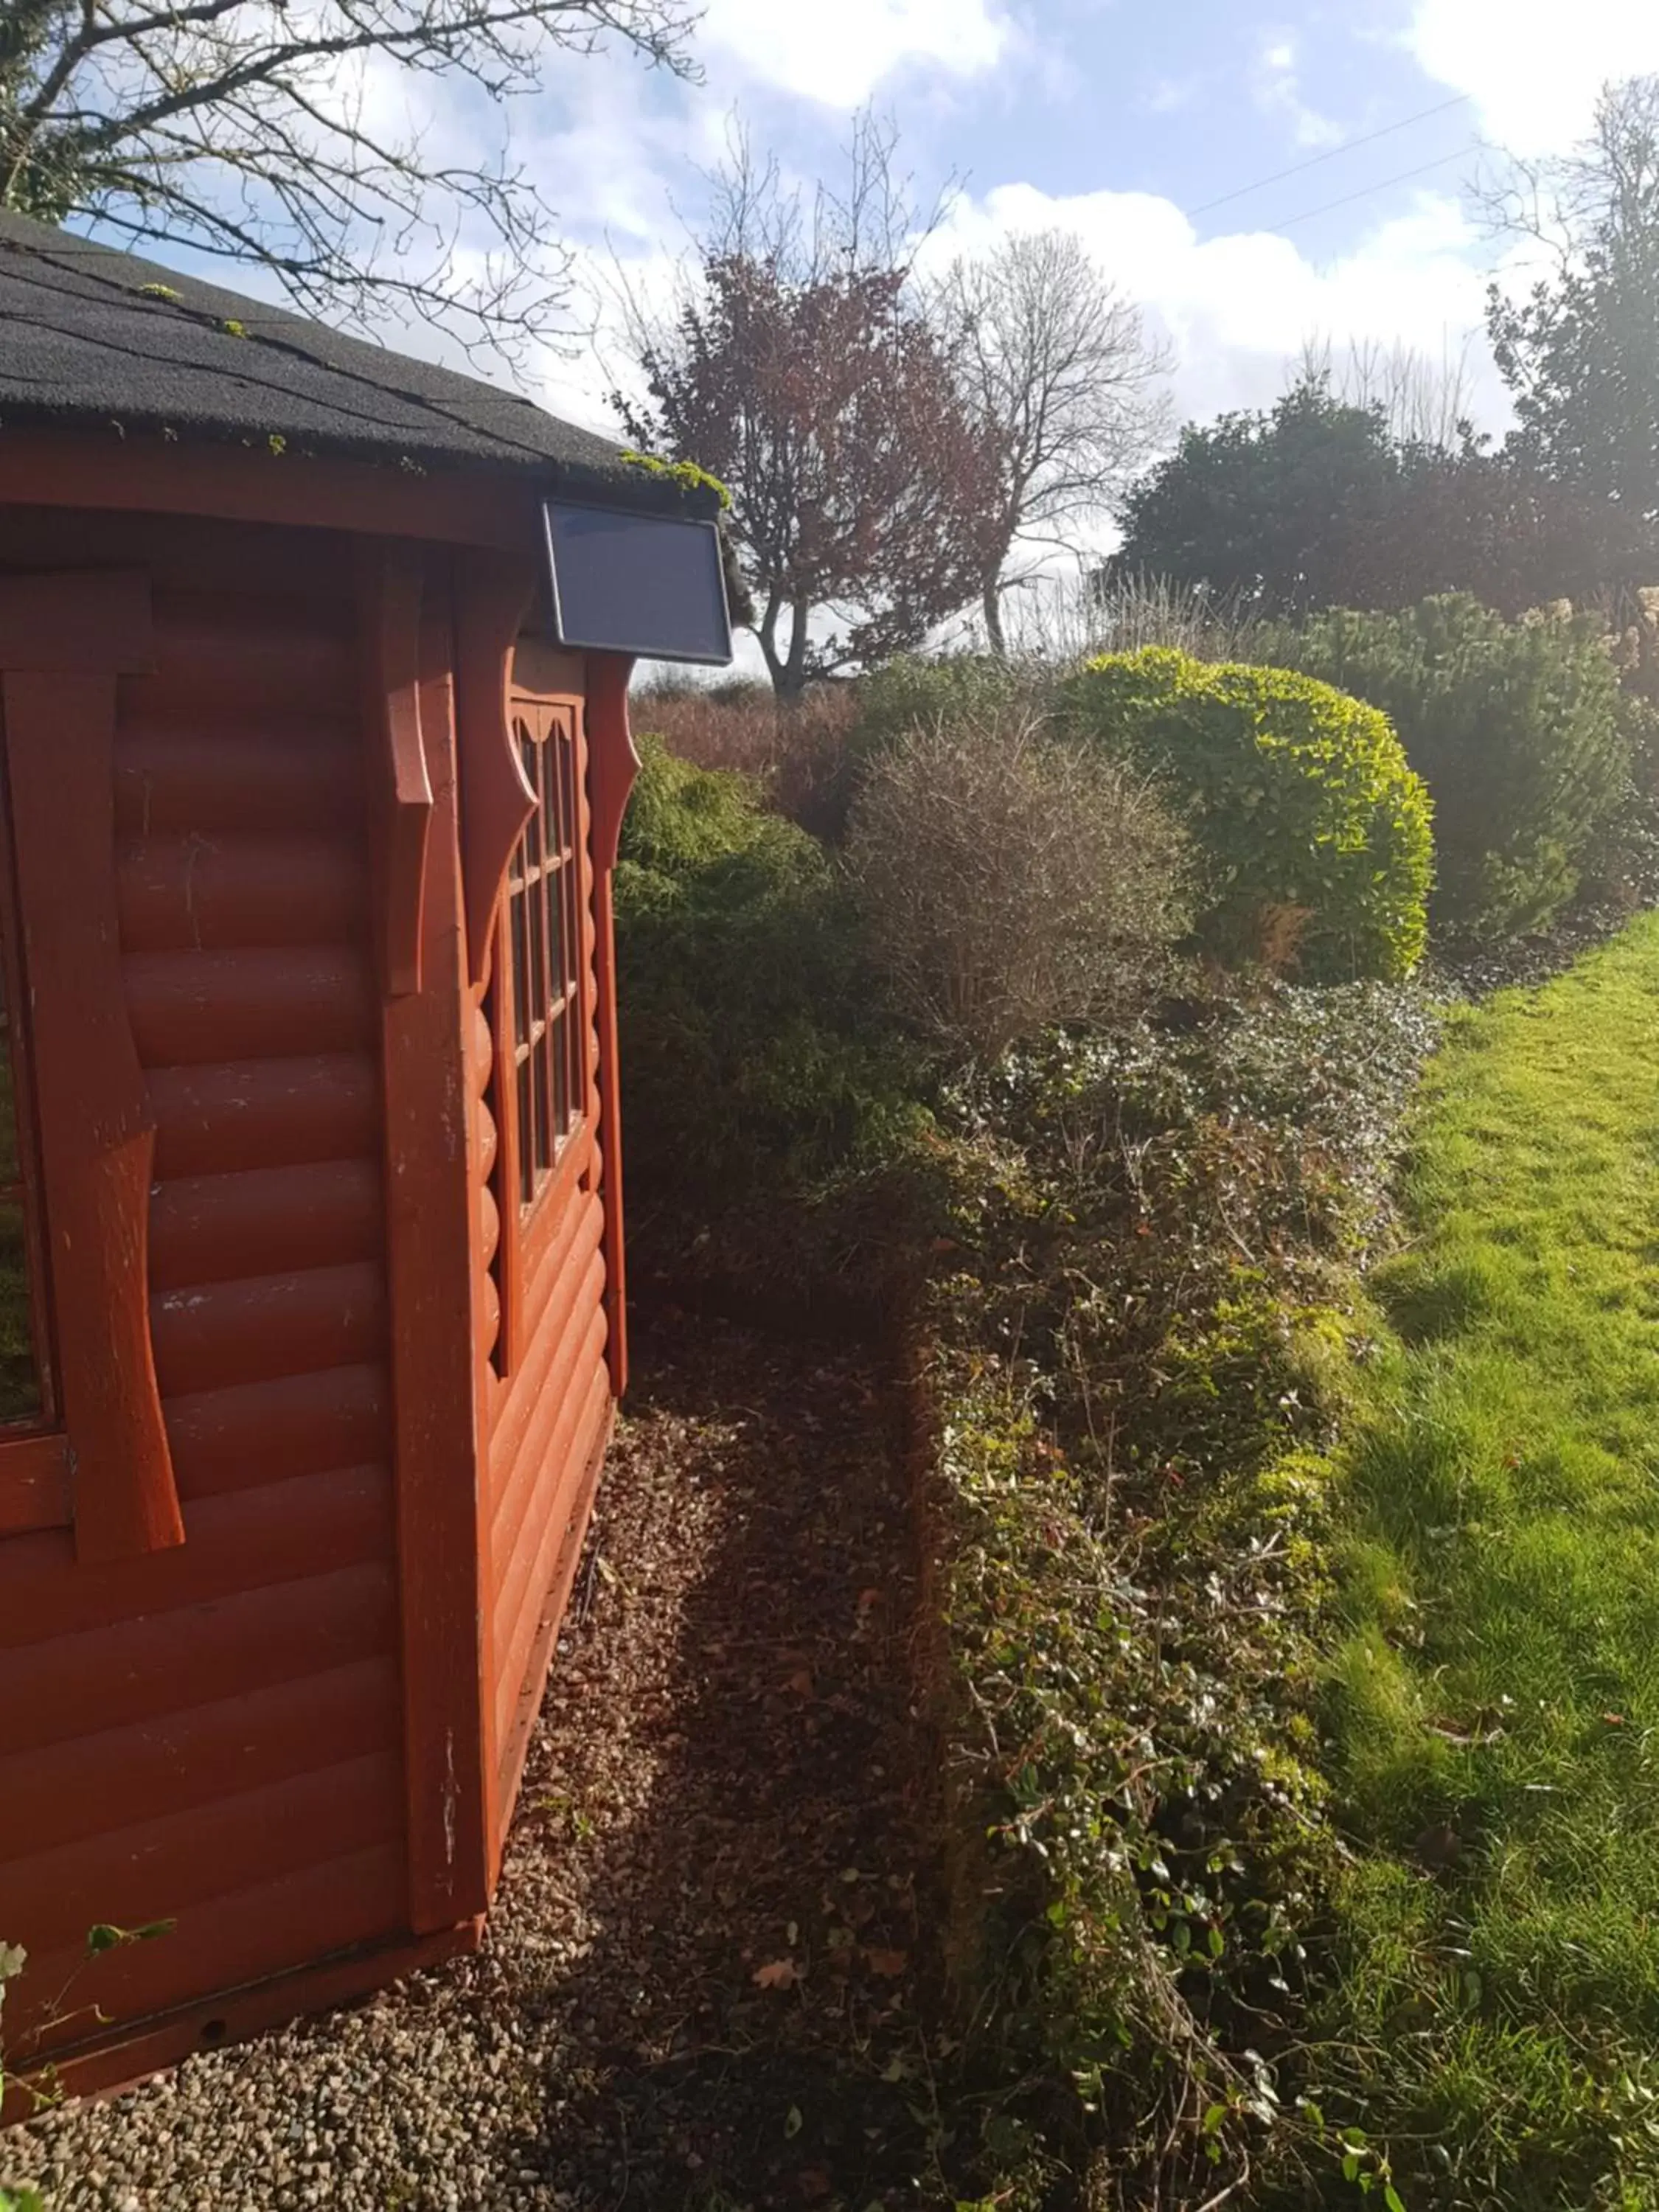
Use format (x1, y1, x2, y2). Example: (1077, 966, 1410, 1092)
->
(928, 228, 1171, 653)
(0, 0, 703, 368)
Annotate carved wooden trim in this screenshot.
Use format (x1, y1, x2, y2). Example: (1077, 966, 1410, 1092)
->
(1, 611, 184, 1560)
(582, 653, 639, 1397)
(355, 543, 434, 999)
(454, 549, 538, 992)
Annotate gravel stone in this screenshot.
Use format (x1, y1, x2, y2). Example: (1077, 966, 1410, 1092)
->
(3, 1314, 929, 2211)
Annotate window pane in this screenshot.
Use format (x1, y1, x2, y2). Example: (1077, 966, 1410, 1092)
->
(531, 1045, 551, 1180)
(529, 851, 549, 1029)
(516, 1057, 535, 1208)
(0, 1198, 38, 1425)
(547, 863, 566, 1023)
(509, 884, 531, 1051)
(550, 1006, 568, 1137)
(0, 1037, 15, 1187)
(0, 939, 41, 1426)
(551, 730, 570, 858)
(518, 726, 543, 873)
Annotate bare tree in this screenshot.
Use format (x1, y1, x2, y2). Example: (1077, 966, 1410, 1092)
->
(1295, 331, 1479, 452)
(1474, 72, 1659, 270)
(0, 0, 700, 364)
(616, 116, 1004, 700)
(929, 229, 1169, 655)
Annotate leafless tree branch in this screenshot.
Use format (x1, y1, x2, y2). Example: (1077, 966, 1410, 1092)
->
(928, 227, 1171, 653)
(0, 0, 703, 368)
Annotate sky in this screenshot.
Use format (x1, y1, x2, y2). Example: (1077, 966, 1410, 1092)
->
(66, 0, 1659, 662)
(507, 0, 1659, 446)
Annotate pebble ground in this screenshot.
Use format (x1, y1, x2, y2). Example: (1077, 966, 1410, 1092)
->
(4, 1315, 931, 2212)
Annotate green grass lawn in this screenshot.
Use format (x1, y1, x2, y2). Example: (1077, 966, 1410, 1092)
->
(1316, 913, 1659, 2212)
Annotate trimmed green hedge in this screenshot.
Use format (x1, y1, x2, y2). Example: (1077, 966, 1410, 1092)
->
(1061, 647, 1433, 981)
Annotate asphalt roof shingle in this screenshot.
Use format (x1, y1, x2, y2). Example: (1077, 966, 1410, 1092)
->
(0, 211, 665, 498)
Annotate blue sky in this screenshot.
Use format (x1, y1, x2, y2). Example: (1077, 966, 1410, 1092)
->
(504, 0, 1658, 441)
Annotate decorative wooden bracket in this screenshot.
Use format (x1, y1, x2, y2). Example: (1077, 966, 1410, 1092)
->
(585, 653, 641, 874)
(355, 543, 434, 999)
(0, 570, 184, 1562)
(455, 548, 538, 993)
(582, 653, 639, 1398)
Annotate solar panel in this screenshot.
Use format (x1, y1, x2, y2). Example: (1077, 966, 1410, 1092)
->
(543, 501, 734, 665)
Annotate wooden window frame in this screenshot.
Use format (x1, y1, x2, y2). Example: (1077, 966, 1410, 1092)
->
(0, 571, 183, 1559)
(504, 701, 585, 1220)
(484, 658, 594, 1380)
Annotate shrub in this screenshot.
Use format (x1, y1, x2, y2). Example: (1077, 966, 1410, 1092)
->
(615, 741, 921, 1239)
(1060, 646, 1433, 981)
(1267, 593, 1628, 935)
(851, 653, 1045, 751)
(631, 681, 860, 842)
(846, 711, 1191, 1062)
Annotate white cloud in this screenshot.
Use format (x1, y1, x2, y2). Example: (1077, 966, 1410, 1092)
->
(921, 179, 1509, 431)
(700, 0, 1008, 108)
(1251, 32, 1343, 150)
(1408, 0, 1659, 153)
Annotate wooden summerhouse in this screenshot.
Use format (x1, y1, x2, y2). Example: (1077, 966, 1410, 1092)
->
(0, 211, 731, 2099)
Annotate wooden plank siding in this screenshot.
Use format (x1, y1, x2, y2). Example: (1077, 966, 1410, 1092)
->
(0, 510, 406, 2060)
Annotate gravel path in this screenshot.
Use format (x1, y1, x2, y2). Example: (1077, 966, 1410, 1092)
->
(5, 1314, 933, 2212)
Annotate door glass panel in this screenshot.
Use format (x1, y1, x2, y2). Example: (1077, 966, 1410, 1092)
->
(0, 950, 43, 1426)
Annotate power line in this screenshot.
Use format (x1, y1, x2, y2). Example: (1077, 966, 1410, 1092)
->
(1186, 91, 1472, 220)
(1270, 144, 1476, 232)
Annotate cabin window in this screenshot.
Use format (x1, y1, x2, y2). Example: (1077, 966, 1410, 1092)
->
(0, 770, 47, 1431)
(0, 568, 178, 1557)
(504, 703, 584, 1216)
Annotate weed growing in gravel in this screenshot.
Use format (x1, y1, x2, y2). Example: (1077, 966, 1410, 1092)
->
(0, 1944, 44, 2212)
(1, 1916, 173, 2202)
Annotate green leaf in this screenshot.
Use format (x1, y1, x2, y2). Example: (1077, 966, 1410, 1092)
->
(784, 2104, 803, 2140)
(86, 1919, 174, 1956)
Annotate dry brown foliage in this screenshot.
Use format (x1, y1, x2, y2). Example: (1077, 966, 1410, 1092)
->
(846, 710, 1192, 1062)
(633, 683, 860, 838)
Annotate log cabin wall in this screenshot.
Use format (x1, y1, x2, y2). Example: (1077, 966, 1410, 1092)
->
(475, 639, 611, 1849)
(0, 507, 408, 2056)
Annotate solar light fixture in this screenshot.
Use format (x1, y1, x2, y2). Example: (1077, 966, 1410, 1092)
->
(543, 500, 733, 665)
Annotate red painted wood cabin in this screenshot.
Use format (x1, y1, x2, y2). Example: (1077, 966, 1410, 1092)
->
(0, 212, 730, 2099)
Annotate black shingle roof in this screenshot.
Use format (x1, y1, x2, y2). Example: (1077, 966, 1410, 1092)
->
(0, 212, 684, 504)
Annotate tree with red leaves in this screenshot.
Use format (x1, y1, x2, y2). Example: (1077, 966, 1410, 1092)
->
(616, 120, 1003, 701)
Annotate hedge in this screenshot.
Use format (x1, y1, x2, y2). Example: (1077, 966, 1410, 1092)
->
(1061, 647, 1433, 981)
